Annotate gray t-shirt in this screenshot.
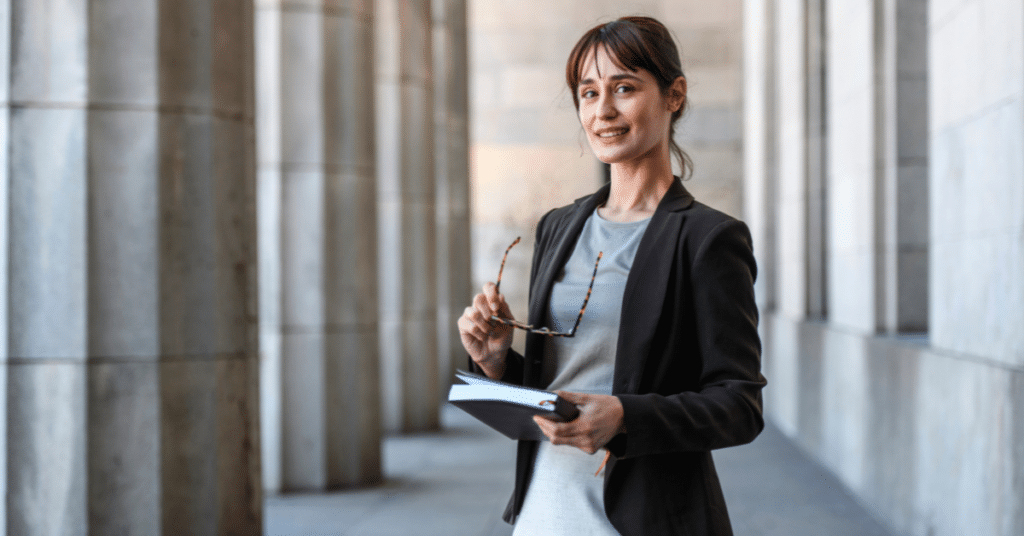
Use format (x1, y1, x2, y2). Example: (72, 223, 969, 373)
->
(513, 209, 650, 536)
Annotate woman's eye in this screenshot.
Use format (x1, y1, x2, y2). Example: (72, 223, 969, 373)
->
(615, 85, 633, 93)
(581, 89, 597, 99)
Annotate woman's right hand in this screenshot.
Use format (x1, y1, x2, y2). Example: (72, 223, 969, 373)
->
(457, 282, 515, 379)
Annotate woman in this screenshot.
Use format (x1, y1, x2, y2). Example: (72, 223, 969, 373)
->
(457, 16, 766, 536)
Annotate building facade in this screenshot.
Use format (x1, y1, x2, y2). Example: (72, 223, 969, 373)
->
(745, 0, 1024, 534)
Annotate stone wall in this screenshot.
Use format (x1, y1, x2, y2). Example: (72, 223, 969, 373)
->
(745, 0, 1024, 534)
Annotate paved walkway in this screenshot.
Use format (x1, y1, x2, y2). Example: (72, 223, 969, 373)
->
(265, 406, 893, 536)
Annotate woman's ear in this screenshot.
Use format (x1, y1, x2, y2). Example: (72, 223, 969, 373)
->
(667, 76, 687, 113)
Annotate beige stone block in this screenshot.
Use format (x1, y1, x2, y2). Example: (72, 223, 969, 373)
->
(471, 144, 601, 227)
(398, 82, 436, 199)
(896, 164, 929, 246)
(499, 65, 564, 109)
(323, 12, 376, 172)
(158, 0, 214, 111)
(400, 316, 440, 430)
(913, 350, 1018, 535)
(157, 113, 219, 357)
(160, 356, 260, 534)
(215, 355, 261, 530)
(88, 0, 159, 106)
(280, 332, 327, 490)
(764, 316, 800, 435)
(280, 9, 325, 166)
(818, 329, 871, 489)
(897, 75, 929, 160)
(400, 0, 434, 84)
(826, 0, 873, 105)
(325, 171, 379, 326)
(0, 2, 9, 104)
(979, 0, 1024, 107)
(280, 170, 326, 326)
(10, 0, 88, 102)
(256, 6, 283, 165)
(470, 29, 563, 70)
(9, 108, 87, 359)
(930, 233, 1024, 366)
(402, 200, 439, 316)
(87, 362, 160, 534)
(259, 327, 283, 492)
(375, 0, 401, 81)
(470, 69, 501, 113)
(660, 0, 741, 28)
(684, 145, 743, 217)
(257, 168, 283, 328)
(7, 363, 87, 535)
(675, 27, 741, 69)
(325, 330, 382, 486)
(677, 105, 741, 144)
(159, 359, 217, 532)
(687, 67, 741, 106)
(0, 108, 7, 360)
(210, 0, 252, 117)
(827, 248, 876, 334)
(87, 110, 160, 357)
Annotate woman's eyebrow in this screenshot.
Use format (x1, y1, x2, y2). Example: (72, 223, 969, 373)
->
(580, 73, 643, 86)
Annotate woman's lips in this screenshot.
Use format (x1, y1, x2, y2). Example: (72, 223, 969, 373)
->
(596, 128, 628, 138)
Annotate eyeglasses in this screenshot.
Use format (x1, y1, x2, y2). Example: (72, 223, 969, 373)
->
(491, 237, 602, 337)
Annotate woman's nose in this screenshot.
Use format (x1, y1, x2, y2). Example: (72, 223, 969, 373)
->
(597, 93, 617, 119)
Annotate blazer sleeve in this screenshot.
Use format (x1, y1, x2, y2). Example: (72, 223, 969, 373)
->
(610, 219, 766, 458)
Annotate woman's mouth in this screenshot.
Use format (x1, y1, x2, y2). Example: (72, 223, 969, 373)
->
(597, 128, 628, 138)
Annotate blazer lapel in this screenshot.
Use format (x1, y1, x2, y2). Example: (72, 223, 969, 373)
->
(523, 185, 610, 385)
(614, 181, 694, 394)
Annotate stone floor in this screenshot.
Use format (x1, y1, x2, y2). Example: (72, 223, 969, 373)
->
(265, 406, 894, 536)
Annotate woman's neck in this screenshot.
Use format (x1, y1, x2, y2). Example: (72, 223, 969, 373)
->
(598, 159, 675, 223)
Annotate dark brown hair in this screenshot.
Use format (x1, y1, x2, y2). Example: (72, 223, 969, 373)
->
(565, 16, 692, 179)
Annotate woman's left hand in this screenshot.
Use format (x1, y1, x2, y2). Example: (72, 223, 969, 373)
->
(533, 391, 625, 454)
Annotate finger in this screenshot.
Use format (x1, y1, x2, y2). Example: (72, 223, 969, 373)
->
(482, 283, 503, 313)
(458, 308, 488, 337)
(472, 292, 491, 314)
(467, 309, 492, 334)
(555, 390, 589, 406)
(470, 295, 496, 324)
(532, 416, 557, 442)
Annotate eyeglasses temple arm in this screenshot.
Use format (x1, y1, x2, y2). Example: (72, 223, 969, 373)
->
(566, 251, 602, 336)
(494, 236, 522, 293)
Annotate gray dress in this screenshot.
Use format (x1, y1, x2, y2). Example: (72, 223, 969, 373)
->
(512, 210, 650, 536)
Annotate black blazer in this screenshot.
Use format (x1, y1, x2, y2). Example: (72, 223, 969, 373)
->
(475, 181, 766, 535)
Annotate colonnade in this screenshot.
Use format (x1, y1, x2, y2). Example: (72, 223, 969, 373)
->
(0, 0, 470, 532)
(0, 0, 260, 533)
(257, 0, 470, 494)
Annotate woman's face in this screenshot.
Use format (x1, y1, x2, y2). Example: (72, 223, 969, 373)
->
(576, 46, 682, 168)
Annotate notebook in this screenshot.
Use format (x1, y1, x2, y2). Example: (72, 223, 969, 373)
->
(448, 369, 580, 441)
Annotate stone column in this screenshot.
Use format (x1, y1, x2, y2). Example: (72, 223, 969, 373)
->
(873, 0, 928, 334)
(0, 0, 260, 534)
(743, 0, 778, 313)
(805, 0, 828, 320)
(775, 0, 809, 319)
(256, 0, 381, 493)
(433, 0, 471, 394)
(825, 0, 877, 334)
(376, 0, 439, 432)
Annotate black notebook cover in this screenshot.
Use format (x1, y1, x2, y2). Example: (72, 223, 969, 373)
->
(448, 370, 579, 441)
